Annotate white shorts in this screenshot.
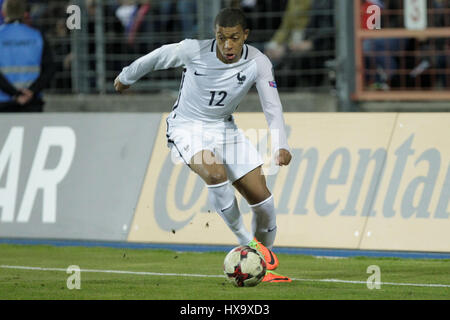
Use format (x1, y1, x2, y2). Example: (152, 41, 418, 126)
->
(166, 112, 264, 183)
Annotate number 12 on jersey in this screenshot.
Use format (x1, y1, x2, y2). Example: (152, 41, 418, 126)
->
(209, 91, 227, 106)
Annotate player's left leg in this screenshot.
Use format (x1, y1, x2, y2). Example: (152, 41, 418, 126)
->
(233, 167, 291, 282)
(219, 129, 279, 265)
(233, 166, 277, 249)
(221, 131, 289, 281)
(232, 166, 282, 272)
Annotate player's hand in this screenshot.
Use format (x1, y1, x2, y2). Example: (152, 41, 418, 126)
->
(275, 149, 292, 166)
(114, 76, 130, 93)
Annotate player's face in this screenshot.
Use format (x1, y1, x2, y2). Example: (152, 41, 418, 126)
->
(215, 24, 249, 64)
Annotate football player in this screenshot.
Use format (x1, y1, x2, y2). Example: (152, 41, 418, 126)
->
(115, 8, 292, 283)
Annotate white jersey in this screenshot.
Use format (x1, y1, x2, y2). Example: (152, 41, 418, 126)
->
(118, 39, 290, 152)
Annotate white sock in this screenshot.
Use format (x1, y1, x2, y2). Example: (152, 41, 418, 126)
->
(250, 195, 277, 249)
(207, 181, 253, 246)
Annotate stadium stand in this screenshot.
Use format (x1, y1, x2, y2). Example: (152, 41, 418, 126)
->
(4, 0, 449, 110)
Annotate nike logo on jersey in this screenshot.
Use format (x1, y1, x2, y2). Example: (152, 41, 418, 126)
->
(194, 70, 207, 76)
(220, 203, 234, 213)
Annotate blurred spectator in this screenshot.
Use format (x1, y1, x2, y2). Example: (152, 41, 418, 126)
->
(264, 0, 311, 61)
(115, 0, 138, 30)
(41, 2, 72, 91)
(115, 0, 151, 50)
(0, 0, 4, 24)
(82, 0, 124, 87)
(115, 0, 198, 53)
(362, 0, 404, 90)
(159, 0, 197, 39)
(126, 0, 151, 46)
(235, 0, 288, 47)
(404, 0, 448, 89)
(303, 0, 335, 86)
(263, 0, 311, 88)
(264, 0, 335, 88)
(0, 0, 55, 112)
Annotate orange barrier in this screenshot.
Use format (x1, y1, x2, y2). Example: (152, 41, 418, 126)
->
(353, 0, 450, 101)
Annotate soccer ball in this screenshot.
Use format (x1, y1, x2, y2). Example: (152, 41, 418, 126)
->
(223, 245, 266, 287)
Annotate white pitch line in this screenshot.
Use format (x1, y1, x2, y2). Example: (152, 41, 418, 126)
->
(290, 277, 450, 288)
(1, 265, 449, 288)
(0, 265, 224, 278)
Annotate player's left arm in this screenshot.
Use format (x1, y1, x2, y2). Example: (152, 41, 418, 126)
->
(255, 54, 292, 166)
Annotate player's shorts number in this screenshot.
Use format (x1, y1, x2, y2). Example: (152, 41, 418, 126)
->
(209, 91, 227, 106)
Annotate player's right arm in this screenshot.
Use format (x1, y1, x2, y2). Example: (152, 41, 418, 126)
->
(114, 42, 186, 93)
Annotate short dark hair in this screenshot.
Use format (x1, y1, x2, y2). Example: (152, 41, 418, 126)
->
(214, 8, 248, 30)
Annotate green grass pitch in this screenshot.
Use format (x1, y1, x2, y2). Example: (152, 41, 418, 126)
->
(0, 244, 448, 300)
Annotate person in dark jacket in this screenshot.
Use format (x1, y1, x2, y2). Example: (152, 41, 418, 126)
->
(0, 0, 55, 112)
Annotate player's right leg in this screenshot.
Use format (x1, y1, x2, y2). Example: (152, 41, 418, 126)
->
(189, 150, 253, 246)
(189, 151, 290, 282)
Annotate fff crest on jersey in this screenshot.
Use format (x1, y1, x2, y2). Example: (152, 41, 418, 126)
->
(237, 72, 246, 85)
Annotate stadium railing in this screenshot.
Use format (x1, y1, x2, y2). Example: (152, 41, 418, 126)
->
(31, 0, 336, 94)
(353, 0, 450, 101)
